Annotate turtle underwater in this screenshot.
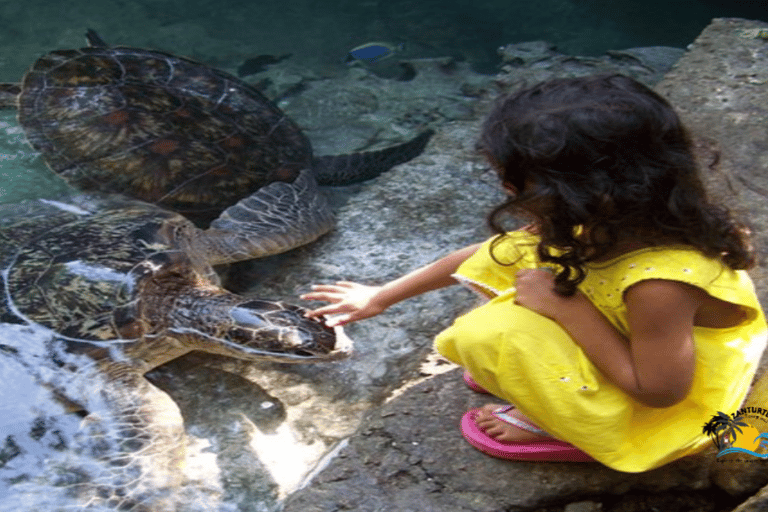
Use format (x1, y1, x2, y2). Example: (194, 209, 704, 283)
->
(0, 31, 432, 509)
(0, 29, 433, 225)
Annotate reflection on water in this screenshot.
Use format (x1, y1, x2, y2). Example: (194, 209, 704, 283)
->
(0, 324, 231, 511)
(0, 111, 73, 205)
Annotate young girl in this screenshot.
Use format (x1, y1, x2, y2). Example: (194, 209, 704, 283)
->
(300, 74, 767, 472)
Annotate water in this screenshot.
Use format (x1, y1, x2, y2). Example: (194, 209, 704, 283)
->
(0, 0, 764, 205)
(0, 1, 765, 510)
(0, 111, 74, 204)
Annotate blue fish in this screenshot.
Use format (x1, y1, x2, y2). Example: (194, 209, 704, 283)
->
(345, 42, 404, 64)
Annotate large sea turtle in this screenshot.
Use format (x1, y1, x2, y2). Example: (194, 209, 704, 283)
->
(0, 192, 353, 510)
(0, 30, 433, 225)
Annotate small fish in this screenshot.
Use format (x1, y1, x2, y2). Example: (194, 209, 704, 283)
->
(345, 42, 404, 64)
(739, 28, 768, 41)
(237, 53, 293, 77)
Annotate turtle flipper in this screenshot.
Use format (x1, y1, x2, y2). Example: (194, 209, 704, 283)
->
(311, 129, 434, 186)
(85, 28, 109, 48)
(203, 169, 334, 264)
(84, 365, 186, 503)
(0, 83, 20, 109)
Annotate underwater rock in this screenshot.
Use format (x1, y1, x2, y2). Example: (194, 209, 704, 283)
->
(497, 40, 559, 66)
(494, 42, 683, 90)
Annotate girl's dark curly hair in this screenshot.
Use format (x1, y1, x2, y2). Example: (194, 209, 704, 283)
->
(477, 74, 754, 296)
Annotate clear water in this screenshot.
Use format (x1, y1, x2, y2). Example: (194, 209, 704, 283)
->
(0, 0, 764, 205)
(0, 111, 74, 203)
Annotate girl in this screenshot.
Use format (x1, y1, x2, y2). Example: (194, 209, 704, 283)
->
(300, 74, 767, 471)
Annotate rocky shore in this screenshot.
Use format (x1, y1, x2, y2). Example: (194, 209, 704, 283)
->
(272, 18, 768, 512)
(1, 14, 767, 512)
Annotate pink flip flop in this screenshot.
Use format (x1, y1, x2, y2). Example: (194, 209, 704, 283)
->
(460, 406, 593, 462)
(463, 370, 490, 394)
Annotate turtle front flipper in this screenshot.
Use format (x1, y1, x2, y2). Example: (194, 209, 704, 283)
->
(81, 364, 186, 510)
(201, 169, 334, 265)
(311, 129, 434, 185)
(0, 83, 20, 109)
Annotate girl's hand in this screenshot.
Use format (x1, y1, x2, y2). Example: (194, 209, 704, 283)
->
(300, 281, 386, 327)
(514, 268, 585, 320)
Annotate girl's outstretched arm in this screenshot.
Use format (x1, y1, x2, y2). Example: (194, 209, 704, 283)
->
(301, 243, 482, 327)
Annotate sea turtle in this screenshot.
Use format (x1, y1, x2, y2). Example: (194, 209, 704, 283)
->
(0, 30, 433, 225)
(0, 32, 431, 506)
(0, 192, 353, 509)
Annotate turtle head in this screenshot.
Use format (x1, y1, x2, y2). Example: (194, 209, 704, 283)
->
(220, 300, 352, 362)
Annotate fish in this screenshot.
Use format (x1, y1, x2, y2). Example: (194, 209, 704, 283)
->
(237, 53, 293, 77)
(739, 28, 768, 41)
(345, 42, 404, 64)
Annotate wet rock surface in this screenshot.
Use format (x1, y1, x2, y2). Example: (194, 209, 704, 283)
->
(278, 18, 768, 512)
(282, 369, 743, 512)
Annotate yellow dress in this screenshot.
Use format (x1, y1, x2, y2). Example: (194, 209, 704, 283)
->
(434, 230, 768, 472)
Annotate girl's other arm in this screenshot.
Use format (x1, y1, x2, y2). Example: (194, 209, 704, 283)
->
(515, 270, 699, 408)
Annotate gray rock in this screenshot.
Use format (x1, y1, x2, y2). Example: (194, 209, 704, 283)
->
(563, 501, 602, 512)
(493, 42, 683, 91)
(282, 17, 768, 512)
(731, 482, 768, 512)
(606, 46, 685, 75)
(498, 41, 559, 66)
(656, 17, 768, 321)
(282, 370, 714, 512)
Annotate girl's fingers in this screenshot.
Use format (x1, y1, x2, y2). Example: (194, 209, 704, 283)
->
(309, 281, 360, 291)
(301, 282, 362, 299)
(300, 291, 340, 302)
(324, 314, 352, 327)
(303, 302, 355, 318)
(334, 281, 360, 288)
(304, 285, 344, 294)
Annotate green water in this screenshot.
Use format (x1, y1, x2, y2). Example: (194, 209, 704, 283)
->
(0, 0, 764, 205)
(0, 111, 74, 204)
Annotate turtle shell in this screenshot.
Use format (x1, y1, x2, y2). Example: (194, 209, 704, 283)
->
(17, 46, 312, 220)
(0, 195, 194, 342)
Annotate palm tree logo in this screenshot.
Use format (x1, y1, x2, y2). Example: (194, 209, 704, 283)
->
(702, 411, 750, 451)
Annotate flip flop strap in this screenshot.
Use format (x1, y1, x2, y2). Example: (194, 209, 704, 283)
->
(491, 406, 552, 437)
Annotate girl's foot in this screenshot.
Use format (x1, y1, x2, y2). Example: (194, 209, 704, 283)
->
(460, 405, 593, 461)
(462, 370, 490, 394)
(473, 404, 552, 443)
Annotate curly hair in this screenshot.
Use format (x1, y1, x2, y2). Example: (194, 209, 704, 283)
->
(477, 74, 754, 296)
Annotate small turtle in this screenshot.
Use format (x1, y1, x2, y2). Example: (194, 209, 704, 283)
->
(0, 193, 352, 508)
(0, 30, 433, 225)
